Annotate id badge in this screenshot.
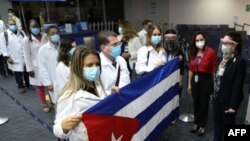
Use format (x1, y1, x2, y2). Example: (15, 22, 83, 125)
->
(194, 74, 199, 83)
(218, 68, 225, 76)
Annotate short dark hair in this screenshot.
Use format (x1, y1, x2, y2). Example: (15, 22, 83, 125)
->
(142, 20, 152, 26)
(226, 32, 243, 53)
(46, 25, 59, 34)
(165, 29, 176, 35)
(97, 30, 117, 46)
(8, 8, 14, 13)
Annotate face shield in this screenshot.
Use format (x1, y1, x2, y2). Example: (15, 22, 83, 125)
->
(164, 33, 178, 51)
(217, 36, 238, 58)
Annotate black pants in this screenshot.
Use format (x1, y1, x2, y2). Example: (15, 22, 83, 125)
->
(0, 55, 12, 76)
(14, 68, 30, 89)
(191, 73, 213, 127)
(213, 101, 236, 141)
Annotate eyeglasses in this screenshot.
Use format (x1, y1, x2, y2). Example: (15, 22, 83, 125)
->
(111, 42, 122, 47)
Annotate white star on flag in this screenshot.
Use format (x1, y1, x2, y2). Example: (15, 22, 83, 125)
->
(111, 132, 123, 141)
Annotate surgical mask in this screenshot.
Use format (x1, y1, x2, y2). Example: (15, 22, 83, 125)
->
(221, 44, 232, 54)
(30, 27, 40, 35)
(68, 47, 76, 56)
(118, 27, 123, 34)
(151, 36, 162, 45)
(196, 41, 205, 49)
(83, 67, 101, 82)
(9, 25, 17, 32)
(8, 13, 14, 18)
(110, 43, 122, 58)
(51, 34, 61, 43)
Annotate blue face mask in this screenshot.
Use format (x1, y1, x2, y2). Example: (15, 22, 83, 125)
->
(118, 27, 123, 34)
(9, 25, 17, 32)
(110, 43, 122, 58)
(151, 35, 162, 45)
(30, 27, 41, 35)
(83, 67, 101, 82)
(68, 47, 76, 56)
(51, 34, 61, 43)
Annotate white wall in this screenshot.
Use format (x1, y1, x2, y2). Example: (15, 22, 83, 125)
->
(124, 0, 169, 30)
(169, 0, 250, 27)
(0, 0, 12, 22)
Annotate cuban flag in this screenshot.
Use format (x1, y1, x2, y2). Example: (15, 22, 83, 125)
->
(82, 58, 180, 141)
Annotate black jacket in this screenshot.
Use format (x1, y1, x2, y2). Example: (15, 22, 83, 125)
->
(217, 53, 246, 109)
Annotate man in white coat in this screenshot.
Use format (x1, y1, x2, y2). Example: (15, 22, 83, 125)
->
(38, 26, 60, 104)
(0, 19, 31, 93)
(137, 19, 152, 45)
(98, 30, 130, 95)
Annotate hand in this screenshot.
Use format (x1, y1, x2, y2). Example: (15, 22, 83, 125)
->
(224, 108, 236, 114)
(154, 61, 166, 68)
(7, 57, 14, 64)
(28, 71, 35, 77)
(122, 52, 131, 59)
(111, 86, 120, 94)
(46, 85, 53, 92)
(187, 84, 191, 94)
(61, 115, 82, 134)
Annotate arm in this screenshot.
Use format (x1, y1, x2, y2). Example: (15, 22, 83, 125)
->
(117, 57, 130, 88)
(129, 37, 142, 60)
(188, 70, 193, 94)
(38, 46, 52, 86)
(135, 47, 155, 75)
(22, 37, 33, 72)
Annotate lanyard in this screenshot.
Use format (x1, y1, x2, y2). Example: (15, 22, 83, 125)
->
(195, 48, 206, 72)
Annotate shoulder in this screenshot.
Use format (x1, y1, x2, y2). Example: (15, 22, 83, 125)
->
(116, 56, 127, 64)
(138, 46, 149, 52)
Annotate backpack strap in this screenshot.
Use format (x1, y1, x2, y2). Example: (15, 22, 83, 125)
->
(115, 66, 121, 86)
(4, 31, 8, 46)
(146, 50, 150, 66)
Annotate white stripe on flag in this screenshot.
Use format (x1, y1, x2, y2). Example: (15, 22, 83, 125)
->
(131, 95, 179, 141)
(115, 69, 179, 118)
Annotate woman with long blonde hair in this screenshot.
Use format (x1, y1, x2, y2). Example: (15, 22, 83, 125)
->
(53, 47, 106, 141)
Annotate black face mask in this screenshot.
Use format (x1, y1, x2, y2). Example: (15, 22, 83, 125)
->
(165, 40, 178, 51)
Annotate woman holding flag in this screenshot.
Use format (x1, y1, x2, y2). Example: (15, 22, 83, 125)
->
(53, 47, 107, 141)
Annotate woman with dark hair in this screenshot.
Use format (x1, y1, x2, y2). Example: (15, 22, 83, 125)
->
(55, 37, 76, 99)
(213, 32, 246, 141)
(53, 47, 107, 141)
(188, 31, 217, 136)
(23, 19, 49, 112)
(135, 23, 166, 75)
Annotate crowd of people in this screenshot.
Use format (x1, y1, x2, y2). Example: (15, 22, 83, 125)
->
(0, 9, 249, 141)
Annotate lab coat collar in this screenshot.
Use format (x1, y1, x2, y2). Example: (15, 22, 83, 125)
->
(49, 41, 59, 50)
(100, 52, 114, 66)
(31, 32, 47, 42)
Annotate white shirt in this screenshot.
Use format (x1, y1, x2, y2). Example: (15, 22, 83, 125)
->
(137, 29, 147, 45)
(127, 36, 142, 69)
(135, 46, 166, 75)
(53, 81, 107, 141)
(22, 33, 48, 85)
(0, 19, 6, 33)
(38, 41, 59, 103)
(55, 61, 70, 99)
(100, 53, 130, 95)
(0, 29, 26, 71)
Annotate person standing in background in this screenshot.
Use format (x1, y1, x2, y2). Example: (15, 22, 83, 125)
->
(135, 23, 166, 76)
(188, 31, 217, 136)
(8, 8, 22, 30)
(117, 20, 142, 79)
(38, 26, 60, 104)
(23, 19, 49, 112)
(137, 19, 152, 45)
(213, 32, 246, 141)
(55, 37, 77, 99)
(0, 15, 7, 77)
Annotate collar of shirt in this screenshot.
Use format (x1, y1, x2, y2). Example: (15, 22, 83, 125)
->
(148, 46, 165, 56)
(100, 52, 116, 67)
(49, 41, 59, 50)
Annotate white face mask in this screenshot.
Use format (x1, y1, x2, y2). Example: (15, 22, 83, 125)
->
(221, 44, 232, 54)
(196, 41, 205, 49)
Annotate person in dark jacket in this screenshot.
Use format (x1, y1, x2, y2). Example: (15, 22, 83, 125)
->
(213, 32, 246, 141)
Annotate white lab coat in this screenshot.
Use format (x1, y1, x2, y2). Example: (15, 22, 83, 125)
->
(137, 29, 147, 45)
(100, 53, 130, 95)
(22, 33, 48, 85)
(38, 41, 59, 103)
(55, 61, 70, 99)
(53, 81, 107, 141)
(0, 19, 6, 33)
(135, 46, 166, 75)
(0, 29, 26, 71)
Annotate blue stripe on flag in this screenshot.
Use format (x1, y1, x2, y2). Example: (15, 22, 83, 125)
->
(85, 58, 180, 114)
(135, 83, 179, 129)
(145, 107, 179, 141)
